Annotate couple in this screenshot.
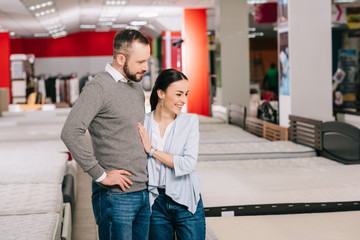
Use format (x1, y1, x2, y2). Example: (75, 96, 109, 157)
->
(61, 29, 205, 240)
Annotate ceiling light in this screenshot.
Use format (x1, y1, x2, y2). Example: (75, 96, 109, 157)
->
(130, 20, 147, 26)
(247, 0, 267, 4)
(52, 30, 67, 39)
(333, 0, 357, 2)
(35, 8, 56, 17)
(146, 24, 157, 31)
(98, 22, 114, 26)
(34, 33, 50, 37)
(105, 0, 127, 5)
(80, 24, 96, 29)
(139, 12, 159, 18)
(199, 0, 215, 4)
(29, 1, 54, 11)
(46, 23, 62, 30)
(126, 25, 140, 30)
(152, 0, 176, 5)
(112, 24, 128, 29)
(99, 17, 117, 22)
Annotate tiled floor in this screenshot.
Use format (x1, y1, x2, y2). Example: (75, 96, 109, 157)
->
(72, 169, 98, 240)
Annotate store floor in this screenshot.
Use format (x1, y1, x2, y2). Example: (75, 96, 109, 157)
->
(72, 168, 98, 240)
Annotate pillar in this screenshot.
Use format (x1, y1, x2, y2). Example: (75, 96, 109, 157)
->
(0, 32, 11, 103)
(216, 0, 250, 108)
(183, 9, 209, 116)
(278, 0, 333, 126)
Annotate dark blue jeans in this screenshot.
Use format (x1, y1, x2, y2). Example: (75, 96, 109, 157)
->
(149, 188, 206, 240)
(91, 181, 150, 240)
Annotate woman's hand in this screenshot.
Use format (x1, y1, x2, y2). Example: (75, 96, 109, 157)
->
(137, 122, 152, 154)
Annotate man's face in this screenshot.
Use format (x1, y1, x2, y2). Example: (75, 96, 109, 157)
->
(123, 41, 150, 82)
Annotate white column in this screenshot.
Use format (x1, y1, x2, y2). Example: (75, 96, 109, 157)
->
(217, 0, 250, 108)
(279, 0, 333, 126)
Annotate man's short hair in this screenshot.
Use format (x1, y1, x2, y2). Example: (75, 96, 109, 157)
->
(113, 29, 150, 58)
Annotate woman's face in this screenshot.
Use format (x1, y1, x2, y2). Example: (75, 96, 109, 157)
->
(160, 79, 189, 115)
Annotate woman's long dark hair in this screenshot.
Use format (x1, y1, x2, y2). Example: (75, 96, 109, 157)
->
(150, 69, 188, 111)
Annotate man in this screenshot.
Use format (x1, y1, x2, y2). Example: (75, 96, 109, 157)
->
(61, 29, 151, 240)
(263, 62, 279, 99)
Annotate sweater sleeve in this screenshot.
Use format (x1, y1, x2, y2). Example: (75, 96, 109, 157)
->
(173, 115, 199, 177)
(61, 81, 105, 180)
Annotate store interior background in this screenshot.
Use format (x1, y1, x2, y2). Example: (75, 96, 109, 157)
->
(0, 0, 359, 127)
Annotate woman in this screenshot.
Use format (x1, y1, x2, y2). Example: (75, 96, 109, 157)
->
(137, 69, 205, 240)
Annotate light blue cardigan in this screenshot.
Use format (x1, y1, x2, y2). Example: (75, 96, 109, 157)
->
(144, 111, 202, 214)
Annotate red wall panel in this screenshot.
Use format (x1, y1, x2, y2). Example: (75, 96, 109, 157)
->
(11, 31, 117, 57)
(0, 32, 11, 102)
(10, 31, 152, 58)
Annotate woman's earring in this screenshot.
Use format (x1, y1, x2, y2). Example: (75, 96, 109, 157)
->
(160, 99, 164, 108)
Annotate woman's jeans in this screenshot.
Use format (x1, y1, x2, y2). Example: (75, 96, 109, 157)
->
(149, 188, 206, 240)
(91, 181, 150, 240)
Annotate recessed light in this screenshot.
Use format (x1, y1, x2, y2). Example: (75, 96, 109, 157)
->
(247, 0, 267, 4)
(152, 0, 175, 5)
(52, 30, 67, 39)
(80, 24, 96, 29)
(34, 33, 50, 37)
(112, 24, 128, 29)
(29, 1, 54, 11)
(130, 21, 147, 26)
(105, 0, 127, 5)
(334, 0, 357, 2)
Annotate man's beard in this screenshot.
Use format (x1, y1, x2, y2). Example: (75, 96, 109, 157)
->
(124, 61, 145, 82)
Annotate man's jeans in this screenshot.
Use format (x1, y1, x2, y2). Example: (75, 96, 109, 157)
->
(91, 181, 150, 240)
(149, 188, 206, 240)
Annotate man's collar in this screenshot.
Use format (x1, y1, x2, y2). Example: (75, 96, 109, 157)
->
(105, 63, 129, 83)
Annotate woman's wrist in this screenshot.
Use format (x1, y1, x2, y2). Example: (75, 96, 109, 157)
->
(148, 147, 156, 157)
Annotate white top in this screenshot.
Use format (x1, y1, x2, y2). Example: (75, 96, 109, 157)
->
(151, 114, 174, 187)
(145, 112, 202, 214)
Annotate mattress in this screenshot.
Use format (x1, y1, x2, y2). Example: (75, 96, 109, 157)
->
(0, 115, 67, 126)
(198, 115, 225, 124)
(0, 109, 67, 126)
(195, 157, 360, 215)
(0, 212, 61, 240)
(200, 129, 267, 144)
(0, 149, 68, 160)
(0, 140, 68, 152)
(199, 123, 243, 132)
(205, 211, 360, 240)
(2, 107, 71, 117)
(0, 184, 63, 215)
(198, 141, 316, 161)
(54, 107, 71, 116)
(0, 124, 63, 141)
(0, 154, 67, 184)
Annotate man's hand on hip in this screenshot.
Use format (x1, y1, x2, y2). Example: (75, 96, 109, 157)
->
(100, 169, 133, 191)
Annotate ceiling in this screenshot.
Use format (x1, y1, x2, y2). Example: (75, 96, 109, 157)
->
(0, 0, 216, 38)
(1, 0, 359, 39)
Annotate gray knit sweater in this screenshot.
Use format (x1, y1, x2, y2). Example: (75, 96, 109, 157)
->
(61, 72, 148, 193)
